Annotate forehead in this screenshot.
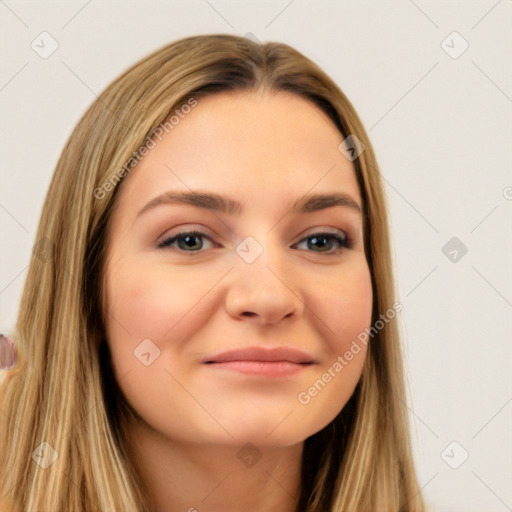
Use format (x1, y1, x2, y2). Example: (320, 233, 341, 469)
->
(112, 90, 361, 218)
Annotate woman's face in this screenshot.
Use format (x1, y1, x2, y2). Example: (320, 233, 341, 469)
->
(103, 90, 373, 448)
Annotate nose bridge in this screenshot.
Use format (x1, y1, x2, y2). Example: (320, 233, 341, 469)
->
(234, 232, 286, 281)
(231, 210, 301, 279)
(225, 231, 303, 322)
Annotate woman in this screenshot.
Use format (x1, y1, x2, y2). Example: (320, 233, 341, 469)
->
(0, 34, 427, 511)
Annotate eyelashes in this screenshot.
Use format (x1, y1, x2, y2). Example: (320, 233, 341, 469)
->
(156, 229, 352, 255)
(157, 230, 214, 252)
(294, 231, 351, 253)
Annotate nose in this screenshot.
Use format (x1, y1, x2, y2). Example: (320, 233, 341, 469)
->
(225, 245, 305, 325)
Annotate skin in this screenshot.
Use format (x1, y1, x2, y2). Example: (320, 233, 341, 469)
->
(103, 89, 373, 512)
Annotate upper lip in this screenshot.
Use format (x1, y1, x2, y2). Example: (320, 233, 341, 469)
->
(203, 346, 317, 364)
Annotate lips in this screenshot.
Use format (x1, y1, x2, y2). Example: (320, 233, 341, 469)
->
(202, 346, 317, 365)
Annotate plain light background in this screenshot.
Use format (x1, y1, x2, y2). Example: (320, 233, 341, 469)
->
(1, 1, 511, 510)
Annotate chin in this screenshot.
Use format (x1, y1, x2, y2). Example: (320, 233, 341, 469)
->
(208, 415, 321, 448)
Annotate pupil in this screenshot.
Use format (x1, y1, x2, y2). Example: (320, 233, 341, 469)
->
(310, 236, 329, 251)
(181, 235, 200, 250)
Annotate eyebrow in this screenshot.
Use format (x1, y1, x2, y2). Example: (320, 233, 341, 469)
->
(136, 190, 362, 218)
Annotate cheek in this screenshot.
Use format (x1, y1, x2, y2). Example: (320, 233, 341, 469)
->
(106, 259, 211, 343)
(103, 258, 219, 390)
(317, 261, 374, 355)
(296, 261, 373, 429)
(103, 259, 219, 432)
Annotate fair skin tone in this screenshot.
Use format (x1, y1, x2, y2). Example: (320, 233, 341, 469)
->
(103, 90, 373, 512)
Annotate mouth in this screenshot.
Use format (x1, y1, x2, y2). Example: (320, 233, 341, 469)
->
(202, 346, 317, 377)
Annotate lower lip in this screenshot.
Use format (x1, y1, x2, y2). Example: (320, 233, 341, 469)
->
(204, 361, 312, 377)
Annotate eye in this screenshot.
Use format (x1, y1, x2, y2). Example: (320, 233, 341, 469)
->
(157, 229, 351, 255)
(293, 231, 351, 254)
(157, 230, 214, 252)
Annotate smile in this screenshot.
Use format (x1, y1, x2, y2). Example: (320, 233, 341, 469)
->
(202, 346, 318, 377)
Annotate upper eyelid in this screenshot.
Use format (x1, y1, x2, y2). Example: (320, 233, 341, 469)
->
(159, 226, 348, 241)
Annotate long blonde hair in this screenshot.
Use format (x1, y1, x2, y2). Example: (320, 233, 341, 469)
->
(0, 34, 426, 511)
